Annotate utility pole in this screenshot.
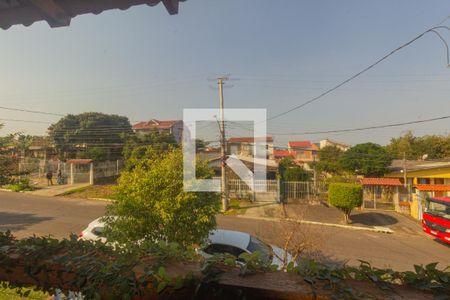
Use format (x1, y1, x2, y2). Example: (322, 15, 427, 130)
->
(312, 154, 317, 197)
(403, 151, 407, 188)
(218, 77, 229, 211)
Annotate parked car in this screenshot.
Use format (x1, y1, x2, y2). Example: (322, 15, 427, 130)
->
(78, 218, 295, 268)
(78, 217, 107, 243)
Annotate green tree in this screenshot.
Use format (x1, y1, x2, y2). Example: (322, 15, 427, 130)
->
(48, 112, 132, 160)
(340, 143, 391, 177)
(196, 138, 207, 152)
(328, 183, 363, 224)
(12, 134, 33, 158)
(386, 131, 450, 160)
(104, 147, 219, 248)
(76, 147, 108, 161)
(0, 125, 19, 184)
(278, 157, 311, 181)
(123, 131, 178, 170)
(316, 145, 344, 174)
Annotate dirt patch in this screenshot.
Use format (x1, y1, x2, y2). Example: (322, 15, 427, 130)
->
(61, 184, 116, 199)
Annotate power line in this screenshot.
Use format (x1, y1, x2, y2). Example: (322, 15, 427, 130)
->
(267, 24, 450, 121)
(0, 118, 52, 124)
(275, 115, 450, 135)
(0, 106, 64, 117)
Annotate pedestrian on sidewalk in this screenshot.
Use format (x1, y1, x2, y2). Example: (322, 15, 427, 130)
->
(57, 170, 63, 185)
(46, 171, 53, 186)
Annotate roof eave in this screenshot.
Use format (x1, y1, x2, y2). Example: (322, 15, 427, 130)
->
(0, 0, 185, 30)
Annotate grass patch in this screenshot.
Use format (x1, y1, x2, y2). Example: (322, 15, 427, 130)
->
(0, 284, 48, 300)
(223, 198, 250, 216)
(2, 179, 38, 192)
(61, 184, 116, 199)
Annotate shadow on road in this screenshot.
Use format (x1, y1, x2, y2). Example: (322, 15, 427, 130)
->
(350, 212, 398, 226)
(0, 212, 53, 232)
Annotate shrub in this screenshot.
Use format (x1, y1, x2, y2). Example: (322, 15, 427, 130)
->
(0, 155, 18, 185)
(328, 183, 362, 223)
(3, 178, 35, 192)
(283, 167, 311, 181)
(279, 158, 311, 181)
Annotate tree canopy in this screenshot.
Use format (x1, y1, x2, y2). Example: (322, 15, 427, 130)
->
(0, 125, 19, 184)
(340, 143, 391, 177)
(278, 157, 311, 181)
(104, 147, 219, 248)
(316, 145, 344, 174)
(386, 131, 450, 160)
(48, 112, 133, 160)
(123, 131, 178, 170)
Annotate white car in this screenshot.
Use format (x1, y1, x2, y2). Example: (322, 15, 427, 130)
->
(78, 217, 106, 243)
(200, 229, 294, 268)
(78, 218, 295, 268)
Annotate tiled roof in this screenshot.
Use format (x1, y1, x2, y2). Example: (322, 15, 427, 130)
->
(389, 159, 450, 173)
(132, 119, 180, 130)
(288, 141, 312, 148)
(432, 197, 450, 203)
(0, 0, 185, 30)
(67, 159, 93, 165)
(360, 178, 403, 186)
(415, 184, 450, 192)
(273, 150, 294, 158)
(228, 137, 273, 143)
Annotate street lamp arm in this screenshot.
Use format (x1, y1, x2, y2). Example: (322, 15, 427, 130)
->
(428, 28, 450, 67)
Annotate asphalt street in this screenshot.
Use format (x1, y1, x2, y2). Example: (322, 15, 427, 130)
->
(0, 191, 448, 271)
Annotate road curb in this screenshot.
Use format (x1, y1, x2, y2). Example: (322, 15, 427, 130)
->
(87, 197, 114, 202)
(236, 215, 394, 234)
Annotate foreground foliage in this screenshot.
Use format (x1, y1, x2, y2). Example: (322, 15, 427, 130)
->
(0, 231, 448, 299)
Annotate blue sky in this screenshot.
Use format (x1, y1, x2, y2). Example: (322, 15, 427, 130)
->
(1, 0, 450, 147)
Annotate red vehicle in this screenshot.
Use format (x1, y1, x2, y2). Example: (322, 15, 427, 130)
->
(422, 197, 450, 244)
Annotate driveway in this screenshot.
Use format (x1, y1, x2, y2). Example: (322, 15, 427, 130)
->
(0, 191, 448, 271)
(285, 203, 423, 235)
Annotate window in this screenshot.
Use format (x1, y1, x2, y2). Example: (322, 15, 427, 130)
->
(203, 243, 246, 258)
(426, 200, 450, 221)
(246, 236, 272, 263)
(91, 226, 104, 237)
(418, 178, 430, 184)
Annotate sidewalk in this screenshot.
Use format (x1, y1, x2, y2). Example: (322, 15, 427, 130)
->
(238, 202, 422, 235)
(26, 183, 91, 197)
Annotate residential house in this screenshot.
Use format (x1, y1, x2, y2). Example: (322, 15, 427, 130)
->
(207, 155, 279, 179)
(227, 137, 274, 159)
(287, 141, 319, 163)
(27, 136, 55, 159)
(360, 178, 403, 211)
(273, 149, 295, 160)
(132, 119, 183, 143)
(319, 139, 350, 152)
(386, 159, 450, 197)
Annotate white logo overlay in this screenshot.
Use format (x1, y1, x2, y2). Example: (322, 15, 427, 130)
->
(183, 109, 267, 192)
